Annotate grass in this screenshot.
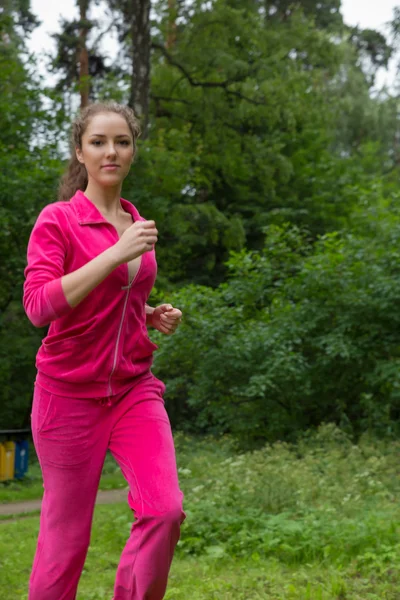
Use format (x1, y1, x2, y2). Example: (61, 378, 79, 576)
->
(1, 506, 400, 599)
(0, 450, 127, 505)
(2, 424, 400, 598)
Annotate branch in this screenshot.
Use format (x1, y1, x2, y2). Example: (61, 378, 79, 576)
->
(152, 106, 188, 121)
(169, 74, 189, 96)
(152, 42, 265, 106)
(152, 41, 228, 87)
(150, 94, 190, 105)
(224, 88, 265, 106)
(91, 19, 119, 50)
(231, 394, 291, 412)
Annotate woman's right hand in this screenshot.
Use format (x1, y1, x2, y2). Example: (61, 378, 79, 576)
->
(113, 220, 158, 265)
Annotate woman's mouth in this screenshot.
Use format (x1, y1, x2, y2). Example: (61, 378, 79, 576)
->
(102, 164, 120, 171)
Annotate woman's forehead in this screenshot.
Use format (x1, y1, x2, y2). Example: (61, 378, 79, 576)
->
(84, 112, 131, 136)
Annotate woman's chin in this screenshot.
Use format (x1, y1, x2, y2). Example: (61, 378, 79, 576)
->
(95, 175, 125, 189)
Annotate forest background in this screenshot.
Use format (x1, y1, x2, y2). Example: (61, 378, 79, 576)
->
(2, 0, 400, 448)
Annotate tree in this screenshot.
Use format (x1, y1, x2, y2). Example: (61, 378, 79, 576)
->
(0, 3, 63, 428)
(265, 0, 342, 29)
(150, 191, 400, 445)
(145, 3, 349, 256)
(78, 0, 90, 108)
(0, 0, 39, 37)
(106, 0, 152, 135)
(51, 0, 111, 106)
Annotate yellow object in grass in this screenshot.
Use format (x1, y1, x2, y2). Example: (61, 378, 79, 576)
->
(0, 441, 15, 481)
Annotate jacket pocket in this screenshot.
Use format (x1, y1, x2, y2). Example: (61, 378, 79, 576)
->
(42, 330, 97, 354)
(38, 330, 100, 383)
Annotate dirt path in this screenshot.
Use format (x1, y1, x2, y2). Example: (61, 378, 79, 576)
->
(0, 489, 128, 518)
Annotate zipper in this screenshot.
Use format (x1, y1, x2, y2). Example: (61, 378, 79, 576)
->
(107, 256, 144, 397)
(107, 287, 130, 397)
(81, 217, 144, 398)
(121, 256, 143, 290)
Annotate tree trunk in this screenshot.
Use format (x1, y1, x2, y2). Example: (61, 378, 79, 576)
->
(78, 0, 90, 110)
(129, 0, 151, 138)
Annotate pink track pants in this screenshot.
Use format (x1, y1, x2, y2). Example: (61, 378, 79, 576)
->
(29, 371, 185, 600)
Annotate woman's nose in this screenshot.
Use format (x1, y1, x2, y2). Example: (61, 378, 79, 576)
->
(105, 144, 117, 157)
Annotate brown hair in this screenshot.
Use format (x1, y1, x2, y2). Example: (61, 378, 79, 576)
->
(58, 102, 141, 202)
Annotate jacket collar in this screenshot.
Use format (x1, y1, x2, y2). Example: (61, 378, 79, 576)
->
(70, 190, 141, 225)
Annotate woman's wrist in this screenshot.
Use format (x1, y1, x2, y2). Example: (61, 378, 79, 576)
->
(105, 244, 123, 269)
(145, 304, 155, 327)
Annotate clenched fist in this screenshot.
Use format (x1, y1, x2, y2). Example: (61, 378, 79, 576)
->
(114, 220, 158, 265)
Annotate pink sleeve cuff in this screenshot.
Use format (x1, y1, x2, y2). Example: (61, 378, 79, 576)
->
(46, 278, 72, 320)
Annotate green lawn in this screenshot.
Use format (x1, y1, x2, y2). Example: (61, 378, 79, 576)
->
(1, 505, 400, 599)
(0, 451, 128, 505)
(1, 426, 400, 598)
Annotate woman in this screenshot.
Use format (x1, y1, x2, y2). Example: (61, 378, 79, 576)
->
(23, 101, 185, 600)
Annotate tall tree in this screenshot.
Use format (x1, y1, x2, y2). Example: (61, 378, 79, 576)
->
(51, 0, 110, 106)
(129, 0, 151, 133)
(0, 1, 63, 428)
(107, 0, 152, 135)
(78, 0, 90, 109)
(124, 0, 397, 287)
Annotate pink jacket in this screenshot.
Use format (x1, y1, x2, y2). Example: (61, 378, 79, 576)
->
(23, 190, 158, 398)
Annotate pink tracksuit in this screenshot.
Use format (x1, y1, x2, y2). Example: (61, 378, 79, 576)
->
(23, 191, 185, 599)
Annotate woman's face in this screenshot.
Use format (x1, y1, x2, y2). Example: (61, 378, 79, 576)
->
(76, 112, 135, 189)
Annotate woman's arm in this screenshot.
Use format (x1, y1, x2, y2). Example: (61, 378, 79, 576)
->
(24, 205, 72, 327)
(62, 221, 157, 307)
(145, 304, 155, 327)
(61, 247, 120, 308)
(24, 205, 157, 327)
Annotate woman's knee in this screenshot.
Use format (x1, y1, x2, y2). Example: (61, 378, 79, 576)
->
(141, 503, 186, 529)
(161, 504, 186, 526)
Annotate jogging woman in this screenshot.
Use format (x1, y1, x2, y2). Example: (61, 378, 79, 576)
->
(23, 101, 185, 600)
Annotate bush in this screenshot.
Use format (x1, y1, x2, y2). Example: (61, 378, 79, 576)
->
(153, 195, 400, 444)
(174, 425, 400, 565)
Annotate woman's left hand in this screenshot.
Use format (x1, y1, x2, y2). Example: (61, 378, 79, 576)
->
(151, 304, 182, 335)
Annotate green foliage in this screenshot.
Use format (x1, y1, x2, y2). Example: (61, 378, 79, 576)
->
(0, 9, 64, 428)
(151, 193, 400, 443)
(125, 126, 246, 285)
(43, 0, 400, 287)
(172, 426, 400, 563)
(2, 429, 400, 599)
(150, 1, 345, 237)
(264, 0, 343, 31)
(134, 0, 395, 284)
(51, 16, 112, 98)
(1, 0, 39, 36)
(1, 0, 400, 438)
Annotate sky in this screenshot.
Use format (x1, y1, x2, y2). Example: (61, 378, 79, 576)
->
(28, 0, 118, 70)
(26, 0, 400, 88)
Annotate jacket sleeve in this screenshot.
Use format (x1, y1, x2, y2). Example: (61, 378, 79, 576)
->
(23, 204, 73, 328)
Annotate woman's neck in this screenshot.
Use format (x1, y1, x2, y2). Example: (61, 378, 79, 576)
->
(83, 180, 124, 218)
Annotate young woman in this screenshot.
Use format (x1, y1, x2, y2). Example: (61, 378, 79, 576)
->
(23, 102, 185, 600)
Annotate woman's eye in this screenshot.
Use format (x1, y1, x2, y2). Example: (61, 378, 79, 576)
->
(90, 139, 130, 146)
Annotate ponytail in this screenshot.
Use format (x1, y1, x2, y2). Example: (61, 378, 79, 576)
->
(58, 154, 88, 202)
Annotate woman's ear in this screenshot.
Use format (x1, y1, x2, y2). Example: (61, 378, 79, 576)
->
(76, 147, 84, 164)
